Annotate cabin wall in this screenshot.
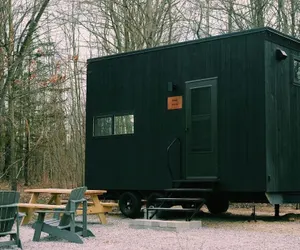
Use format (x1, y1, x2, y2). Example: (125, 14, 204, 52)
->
(85, 32, 267, 192)
(216, 33, 266, 192)
(265, 40, 300, 192)
(86, 55, 174, 190)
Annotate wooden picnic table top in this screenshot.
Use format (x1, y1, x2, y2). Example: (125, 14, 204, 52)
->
(18, 203, 66, 209)
(23, 188, 107, 195)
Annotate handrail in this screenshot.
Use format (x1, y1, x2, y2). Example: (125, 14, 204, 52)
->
(167, 137, 181, 180)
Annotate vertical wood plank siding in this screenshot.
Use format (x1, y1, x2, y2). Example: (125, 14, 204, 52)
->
(265, 40, 300, 192)
(86, 28, 300, 197)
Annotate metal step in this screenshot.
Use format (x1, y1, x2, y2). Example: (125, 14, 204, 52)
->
(164, 188, 213, 192)
(156, 198, 205, 202)
(146, 207, 198, 212)
(172, 177, 219, 183)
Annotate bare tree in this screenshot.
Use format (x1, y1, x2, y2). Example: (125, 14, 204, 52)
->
(77, 0, 182, 54)
(1, 0, 300, 191)
(290, 0, 298, 36)
(277, 0, 288, 33)
(0, 0, 51, 189)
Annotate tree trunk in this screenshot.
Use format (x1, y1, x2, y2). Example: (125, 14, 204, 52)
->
(290, 0, 296, 36)
(167, 0, 173, 44)
(256, 0, 264, 27)
(250, 0, 264, 27)
(228, 0, 234, 33)
(123, 0, 130, 51)
(24, 119, 30, 186)
(0, 116, 4, 174)
(206, 0, 210, 35)
(277, 0, 288, 33)
(8, 84, 17, 190)
(4, 132, 10, 180)
(6, 0, 17, 191)
(145, 0, 154, 48)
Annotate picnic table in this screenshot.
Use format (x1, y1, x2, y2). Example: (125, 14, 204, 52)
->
(18, 188, 118, 225)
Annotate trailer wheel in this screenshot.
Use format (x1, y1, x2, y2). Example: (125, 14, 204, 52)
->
(119, 192, 142, 218)
(206, 197, 229, 215)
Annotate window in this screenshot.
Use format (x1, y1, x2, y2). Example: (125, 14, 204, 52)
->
(294, 58, 300, 85)
(114, 114, 134, 135)
(190, 86, 212, 152)
(93, 113, 134, 137)
(93, 116, 112, 136)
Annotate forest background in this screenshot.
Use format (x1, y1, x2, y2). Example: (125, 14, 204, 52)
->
(0, 0, 298, 190)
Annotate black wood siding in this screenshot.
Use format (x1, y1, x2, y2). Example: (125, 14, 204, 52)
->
(86, 28, 300, 194)
(265, 41, 300, 192)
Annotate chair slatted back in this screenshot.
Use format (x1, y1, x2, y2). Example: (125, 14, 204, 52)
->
(0, 191, 19, 234)
(59, 186, 87, 226)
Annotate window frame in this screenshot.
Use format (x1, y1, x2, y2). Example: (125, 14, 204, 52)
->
(93, 112, 135, 137)
(292, 55, 300, 86)
(114, 113, 135, 135)
(93, 115, 113, 137)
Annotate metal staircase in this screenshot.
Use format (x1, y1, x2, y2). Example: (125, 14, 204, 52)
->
(146, 178, 219, 221)
(146, 138, 220, 221)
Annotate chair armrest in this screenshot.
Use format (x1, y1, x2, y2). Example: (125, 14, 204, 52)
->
(72, 198, 86, 203)
(35, 199, 87, 215)
(35, 208, 69, 213)
(69, 199, 87, 206)
(35, 209, 75, 215)
(0, 203, 18, 208)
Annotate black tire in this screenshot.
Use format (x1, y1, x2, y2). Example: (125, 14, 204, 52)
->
(206, 197, 229, 214)
(119, 192, 142, 218)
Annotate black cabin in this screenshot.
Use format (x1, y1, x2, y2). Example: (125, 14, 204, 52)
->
(85, 27, 300, 218)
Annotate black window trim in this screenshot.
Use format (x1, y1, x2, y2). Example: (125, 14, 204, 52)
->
(93, 115, 113, 137)
(292, 55, 300, 86)
(93, 112, 135, 137)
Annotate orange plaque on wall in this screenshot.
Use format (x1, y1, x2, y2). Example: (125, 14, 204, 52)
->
(168, 96, 183, 110)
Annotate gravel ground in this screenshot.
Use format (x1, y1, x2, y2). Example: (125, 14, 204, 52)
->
(3, 206, 300, 250)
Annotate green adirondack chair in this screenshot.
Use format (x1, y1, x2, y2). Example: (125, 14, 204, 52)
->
(32, 186, 94, 244)
(0, 190, 22, 249)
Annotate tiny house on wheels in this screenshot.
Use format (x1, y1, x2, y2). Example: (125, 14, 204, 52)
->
(85, 27, 300, 219)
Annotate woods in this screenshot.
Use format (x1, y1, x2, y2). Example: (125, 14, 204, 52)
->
(0, 0, 300, 190)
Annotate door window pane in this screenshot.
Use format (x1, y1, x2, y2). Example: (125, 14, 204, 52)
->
(191, 87, 211, 115)
(190, 86, 212, 152)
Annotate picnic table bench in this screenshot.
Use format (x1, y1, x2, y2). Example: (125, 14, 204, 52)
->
(18, 188, 118, 225)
